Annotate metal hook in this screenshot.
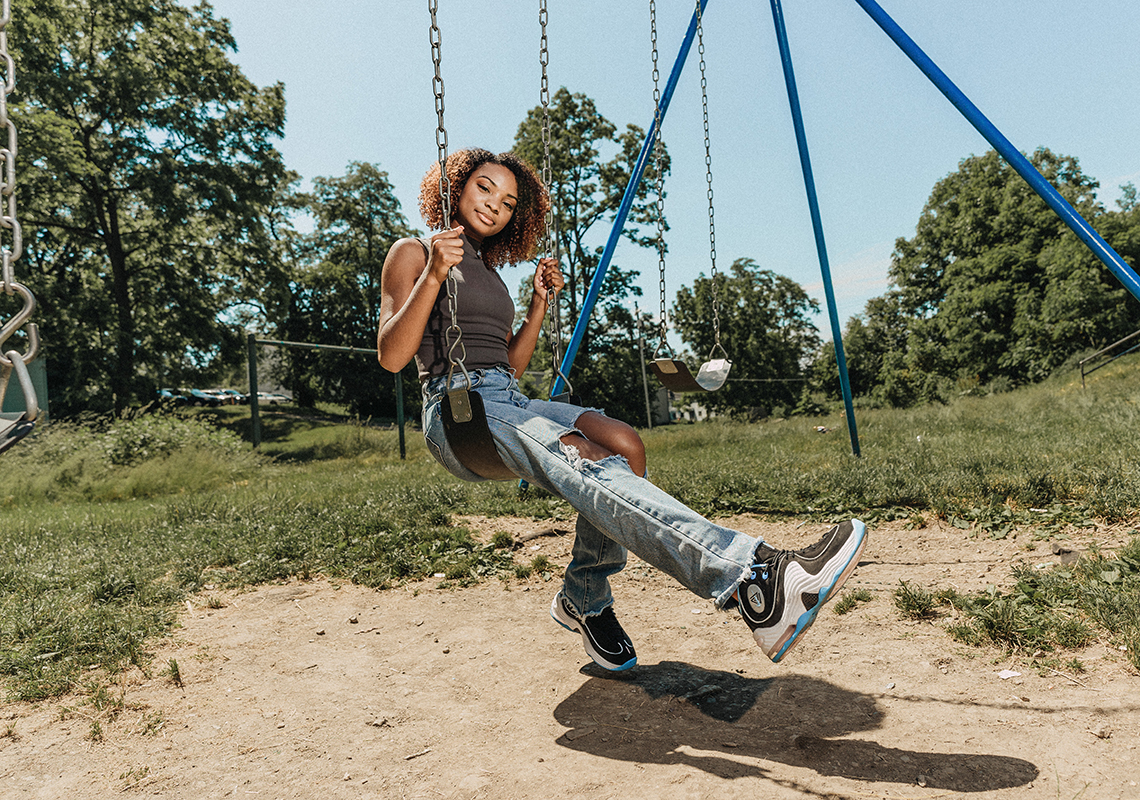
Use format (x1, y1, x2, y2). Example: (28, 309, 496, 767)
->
(0, 280, 37, 363)
(0, 346, 37, 421)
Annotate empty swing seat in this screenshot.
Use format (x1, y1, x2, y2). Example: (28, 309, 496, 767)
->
(0, 413, 33, 454)
(650, 357, 731, 392)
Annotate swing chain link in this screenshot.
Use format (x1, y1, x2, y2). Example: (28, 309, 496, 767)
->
(0, 0, 38, 371)
(650, 0, 671, 360)
(428, 0, 470, 387)
(695, 0, 724, 359)
(539, 0, 553, 260)
(538, 0, 572, 397)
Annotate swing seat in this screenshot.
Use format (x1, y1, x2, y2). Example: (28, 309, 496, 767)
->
(0, 347, 39, 455)
(650, 357, 731, 392)
(441, 388, 517, 481)
(0, 413, 33, 455)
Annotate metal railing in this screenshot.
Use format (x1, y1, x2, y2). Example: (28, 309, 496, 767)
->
(246, 334, 406, 456)
(1079, 329, 1140, 388)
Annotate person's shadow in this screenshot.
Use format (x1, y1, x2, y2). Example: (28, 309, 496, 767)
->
(553, 661, 1038, 792)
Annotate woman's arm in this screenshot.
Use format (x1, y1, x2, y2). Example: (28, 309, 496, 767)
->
(377, 227, 466, 373)
(506, 257, 564, 375)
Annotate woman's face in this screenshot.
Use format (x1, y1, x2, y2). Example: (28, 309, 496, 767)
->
(454, 163, 518, 242)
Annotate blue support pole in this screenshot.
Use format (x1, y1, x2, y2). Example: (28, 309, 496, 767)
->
(852, 0, 1140, 304)
(551, 0, 709, 397)
(768, 0, 861, 457)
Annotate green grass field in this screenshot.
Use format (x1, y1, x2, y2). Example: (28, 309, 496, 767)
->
(2, 357, 1137, 700)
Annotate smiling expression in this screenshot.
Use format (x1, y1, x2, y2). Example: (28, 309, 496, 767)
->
(454, 163, 519, 242)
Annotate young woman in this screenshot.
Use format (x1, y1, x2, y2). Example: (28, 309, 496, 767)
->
(378, 148, 867, 671)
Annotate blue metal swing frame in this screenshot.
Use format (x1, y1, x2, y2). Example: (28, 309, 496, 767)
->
(549, 0, 1140, 459)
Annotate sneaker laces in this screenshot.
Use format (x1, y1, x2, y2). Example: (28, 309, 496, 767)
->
(748, 545, 785, 582)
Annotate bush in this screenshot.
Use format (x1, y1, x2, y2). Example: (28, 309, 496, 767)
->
(3, 412, 264, 503)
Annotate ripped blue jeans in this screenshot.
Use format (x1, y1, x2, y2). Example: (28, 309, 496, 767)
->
(421, 366, 758, 618)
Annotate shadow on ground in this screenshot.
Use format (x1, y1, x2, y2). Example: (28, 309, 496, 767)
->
(553, 660, 1038, 792)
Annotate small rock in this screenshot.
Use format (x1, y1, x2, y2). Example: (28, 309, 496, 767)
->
(917, 775, 929, 787)
(315, 629, 325, 636)
(442, 647, 450, 654)
(885, 682, 895, 691)
(1092, 727, 1113, 740)
(276, 722, 285, 729)
(368, 718, 391, 728)
(348, 616, 358, 624)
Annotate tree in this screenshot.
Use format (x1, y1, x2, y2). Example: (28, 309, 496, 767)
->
(14, 0, 288, 413)
(513, 88, 666, 422)
(810, 291, 911, 404)
(673, 258, 820, 415)
(882, 147, 1138, 397)
(276, 163, 417, 417)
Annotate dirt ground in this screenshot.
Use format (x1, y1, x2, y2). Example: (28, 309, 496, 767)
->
(3, 516, 1139, 800)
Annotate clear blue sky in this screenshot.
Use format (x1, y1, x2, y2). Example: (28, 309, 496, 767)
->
(209, 0, 1140, 340)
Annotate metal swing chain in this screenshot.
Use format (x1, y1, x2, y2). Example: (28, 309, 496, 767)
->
(0, 0, 38, 377)
(429, 0, 470, 388)
(539, 0, 554, 262)
(650, 0, 672, 361)
(538, 0, 572, 397)
(695, 0, 725, 361)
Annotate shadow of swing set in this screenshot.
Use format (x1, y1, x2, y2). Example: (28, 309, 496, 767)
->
(427, 0, 1140, 481)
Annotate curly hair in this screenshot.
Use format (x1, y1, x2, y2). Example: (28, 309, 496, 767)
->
(418, 148, 549, 270)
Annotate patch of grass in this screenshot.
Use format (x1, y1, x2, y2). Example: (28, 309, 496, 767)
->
(932, 534, 1140, 661)
(137, 710, 165, 736)
(646, 355, 1140, 523)
(0, 422, 539, 700)
(893, 581, 939, 620)
(167, 658, 182, 689)
(833, 588, 873, 615)
(2, 411, 265, 504)
(2, 359, 1138, 702)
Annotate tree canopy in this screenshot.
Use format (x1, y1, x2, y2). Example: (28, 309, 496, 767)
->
(674, 258, 820, 415)
(512, 88, 666, 422)
(15, 0, 288, 413)
(276, 162, 417, 417)
(823, 148, 1140, 407)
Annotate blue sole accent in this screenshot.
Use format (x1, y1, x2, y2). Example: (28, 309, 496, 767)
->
(772, 521, 867, 663)
(551, 599, 637, 671)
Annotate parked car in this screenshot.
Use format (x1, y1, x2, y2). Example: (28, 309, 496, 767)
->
(188, 388, 224, 406)
(157, 387, 189, 405)
(255, 392, 290, 406)
(215, 389, 248, 405)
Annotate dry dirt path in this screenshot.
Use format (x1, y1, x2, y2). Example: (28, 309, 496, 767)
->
(3, 517, 1138, 799)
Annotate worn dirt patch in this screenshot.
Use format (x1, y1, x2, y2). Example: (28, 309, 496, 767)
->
(3, 517, 1138, 799)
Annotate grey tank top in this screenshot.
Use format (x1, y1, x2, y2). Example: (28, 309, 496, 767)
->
(413, 235, 514, 380)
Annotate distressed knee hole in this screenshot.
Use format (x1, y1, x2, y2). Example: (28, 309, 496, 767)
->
(559, 440, 586, 471)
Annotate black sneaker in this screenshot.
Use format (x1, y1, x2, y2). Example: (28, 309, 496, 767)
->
(738, 519, 867, 663)
(550, 592, 637, 671)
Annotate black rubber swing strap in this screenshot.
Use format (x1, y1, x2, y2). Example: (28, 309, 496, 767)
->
(441, 390, 517, 480)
